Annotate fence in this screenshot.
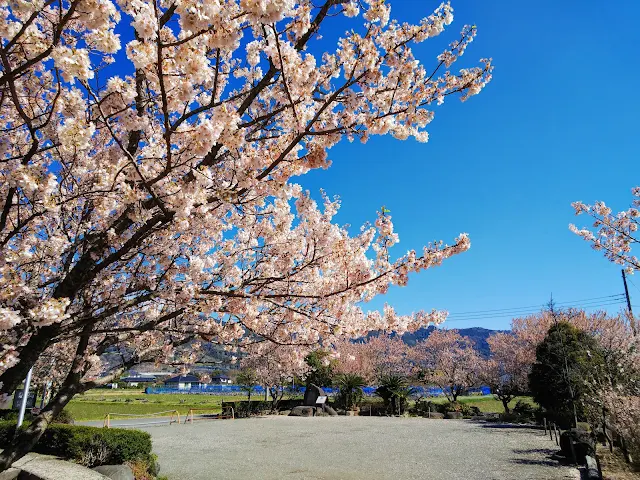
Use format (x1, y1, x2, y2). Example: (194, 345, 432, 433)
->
(184, 407, 235, 424)
(103, 410, 180, 428)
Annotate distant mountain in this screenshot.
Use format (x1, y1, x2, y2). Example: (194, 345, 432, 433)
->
(108, 326, 505, 377)
(455, 327, 506, 357)
(399, 326, 506, 357)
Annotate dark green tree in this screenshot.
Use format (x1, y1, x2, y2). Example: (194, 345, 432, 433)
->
(304, 350, 335, 387)
(236, 368, 259, 402)
(529, 322, 604, 428)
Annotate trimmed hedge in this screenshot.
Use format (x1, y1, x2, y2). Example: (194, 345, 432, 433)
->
(0, 409, 74, 424)
(222, 399, 303, 417)
(0, 421, 152, 467)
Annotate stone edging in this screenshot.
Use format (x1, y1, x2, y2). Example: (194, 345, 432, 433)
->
(0, 452, 108, 480)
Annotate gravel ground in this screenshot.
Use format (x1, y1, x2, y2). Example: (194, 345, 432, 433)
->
(138, 417, 580, 480)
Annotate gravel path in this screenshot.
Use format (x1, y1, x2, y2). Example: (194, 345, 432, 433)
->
(139, 417, 580, 480)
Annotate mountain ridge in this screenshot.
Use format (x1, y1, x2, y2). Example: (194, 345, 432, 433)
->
(398, 325, 506, 357)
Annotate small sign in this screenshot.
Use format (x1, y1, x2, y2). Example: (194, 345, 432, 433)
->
(316, 395, 327, 404)
(12, 390, 36, 410)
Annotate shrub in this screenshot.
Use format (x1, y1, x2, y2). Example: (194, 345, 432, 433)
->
(0, 409, 32, 422)
(53, 409, 75, 424)
(127, 454, 160, 480)
(499, 412, 522, 423)
(358, 402, 386, 416)
(512, 400, 536, 419)
(410, 400, 432, 417)
(0, 422, 153, 468)
(0, 409, 73, 424)
(437, 401, 472, 416)
(231, 400, 272, 417)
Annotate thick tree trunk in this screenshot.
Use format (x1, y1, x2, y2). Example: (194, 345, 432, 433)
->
(0, 323, 93, 472)
(501, 397, 510, 414)
(0, 378, 82, 471)
(0, 327, 56, 396)
(451, 386, 459, 402)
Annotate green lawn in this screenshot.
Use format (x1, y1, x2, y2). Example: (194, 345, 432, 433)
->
(426, 395, 536, 413)
(66, 390, 536, 420)
(66, 390, 246, 421)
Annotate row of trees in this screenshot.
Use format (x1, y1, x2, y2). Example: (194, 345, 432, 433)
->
(236, 328, 486, 410)
(235, 306, 638, 441)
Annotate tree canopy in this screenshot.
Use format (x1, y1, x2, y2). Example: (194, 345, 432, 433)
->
(529, 321, 604, 428)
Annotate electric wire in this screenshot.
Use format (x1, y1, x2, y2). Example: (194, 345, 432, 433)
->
(446, 294, 624, 317)
(442, 293, 627, 323)
(446, 299, 626, 321)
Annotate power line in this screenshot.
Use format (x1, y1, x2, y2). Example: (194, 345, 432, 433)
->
(446, 300, 626, 321)
(627, 277, 640, 296)
(447, 298, 627, 321)
(446, 293, 624, 317)
(445, 305, 626, 323)
(443, 296, 627, 323)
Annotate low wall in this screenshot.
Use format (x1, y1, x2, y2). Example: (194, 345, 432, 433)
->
(222, 399, 304, 416)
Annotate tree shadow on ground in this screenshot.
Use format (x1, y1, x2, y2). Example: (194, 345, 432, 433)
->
(510, 447, 575, 469)
(477, 422, 544, 430)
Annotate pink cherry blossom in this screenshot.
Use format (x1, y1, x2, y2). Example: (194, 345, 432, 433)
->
(0, 0, 492, 469)
(570, 187, 640, 273)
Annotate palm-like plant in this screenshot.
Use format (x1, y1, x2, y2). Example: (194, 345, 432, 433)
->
(335, 374, 366, 411)
(375, 374, 416, 415)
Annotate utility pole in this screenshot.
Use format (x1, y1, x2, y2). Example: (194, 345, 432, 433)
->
(622, 269, 633, 314)
(621, 269, 637, 335)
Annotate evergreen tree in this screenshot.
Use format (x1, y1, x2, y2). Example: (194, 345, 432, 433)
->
(529, 322, 604, 428)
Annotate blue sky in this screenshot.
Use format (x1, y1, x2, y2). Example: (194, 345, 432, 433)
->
(297, 0, 640, 330)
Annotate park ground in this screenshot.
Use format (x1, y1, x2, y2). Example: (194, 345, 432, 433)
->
(137, 416, 579, 480)
(66, 389, 535, 421)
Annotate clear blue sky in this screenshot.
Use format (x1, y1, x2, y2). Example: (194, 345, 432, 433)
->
(297, 0, 640, 330)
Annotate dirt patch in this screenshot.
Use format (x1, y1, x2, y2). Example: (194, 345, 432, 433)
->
(597, 445, 640, 480)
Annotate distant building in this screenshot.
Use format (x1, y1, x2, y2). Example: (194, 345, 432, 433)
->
(120, 375, 156, 387)
(211, 374, 232, 384)
(163, 374, 204, 390)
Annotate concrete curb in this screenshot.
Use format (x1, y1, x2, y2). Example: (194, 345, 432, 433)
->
(7, 453, 108, 480)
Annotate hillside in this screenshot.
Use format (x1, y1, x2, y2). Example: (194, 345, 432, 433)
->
(398, 326, 506, 357)
(114, 326, 505, 376)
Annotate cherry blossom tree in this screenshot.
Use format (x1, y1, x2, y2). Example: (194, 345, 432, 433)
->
(570, 189, 640, 456)
(582, 315, 640, 459)
(241, 343, 306, 410)
(480, 332, 530, 413)
(413, 329, 480, 401)
(0, 0, 492, 468)
(570, 189, 640, 275)
(333, 334, 411, 382)
(331, 338, 377, 381)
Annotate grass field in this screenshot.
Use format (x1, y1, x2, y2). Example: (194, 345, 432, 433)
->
(66, 390, 244, 420)
(427, 395, 536, 413)
(65, 389, 535, 420)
